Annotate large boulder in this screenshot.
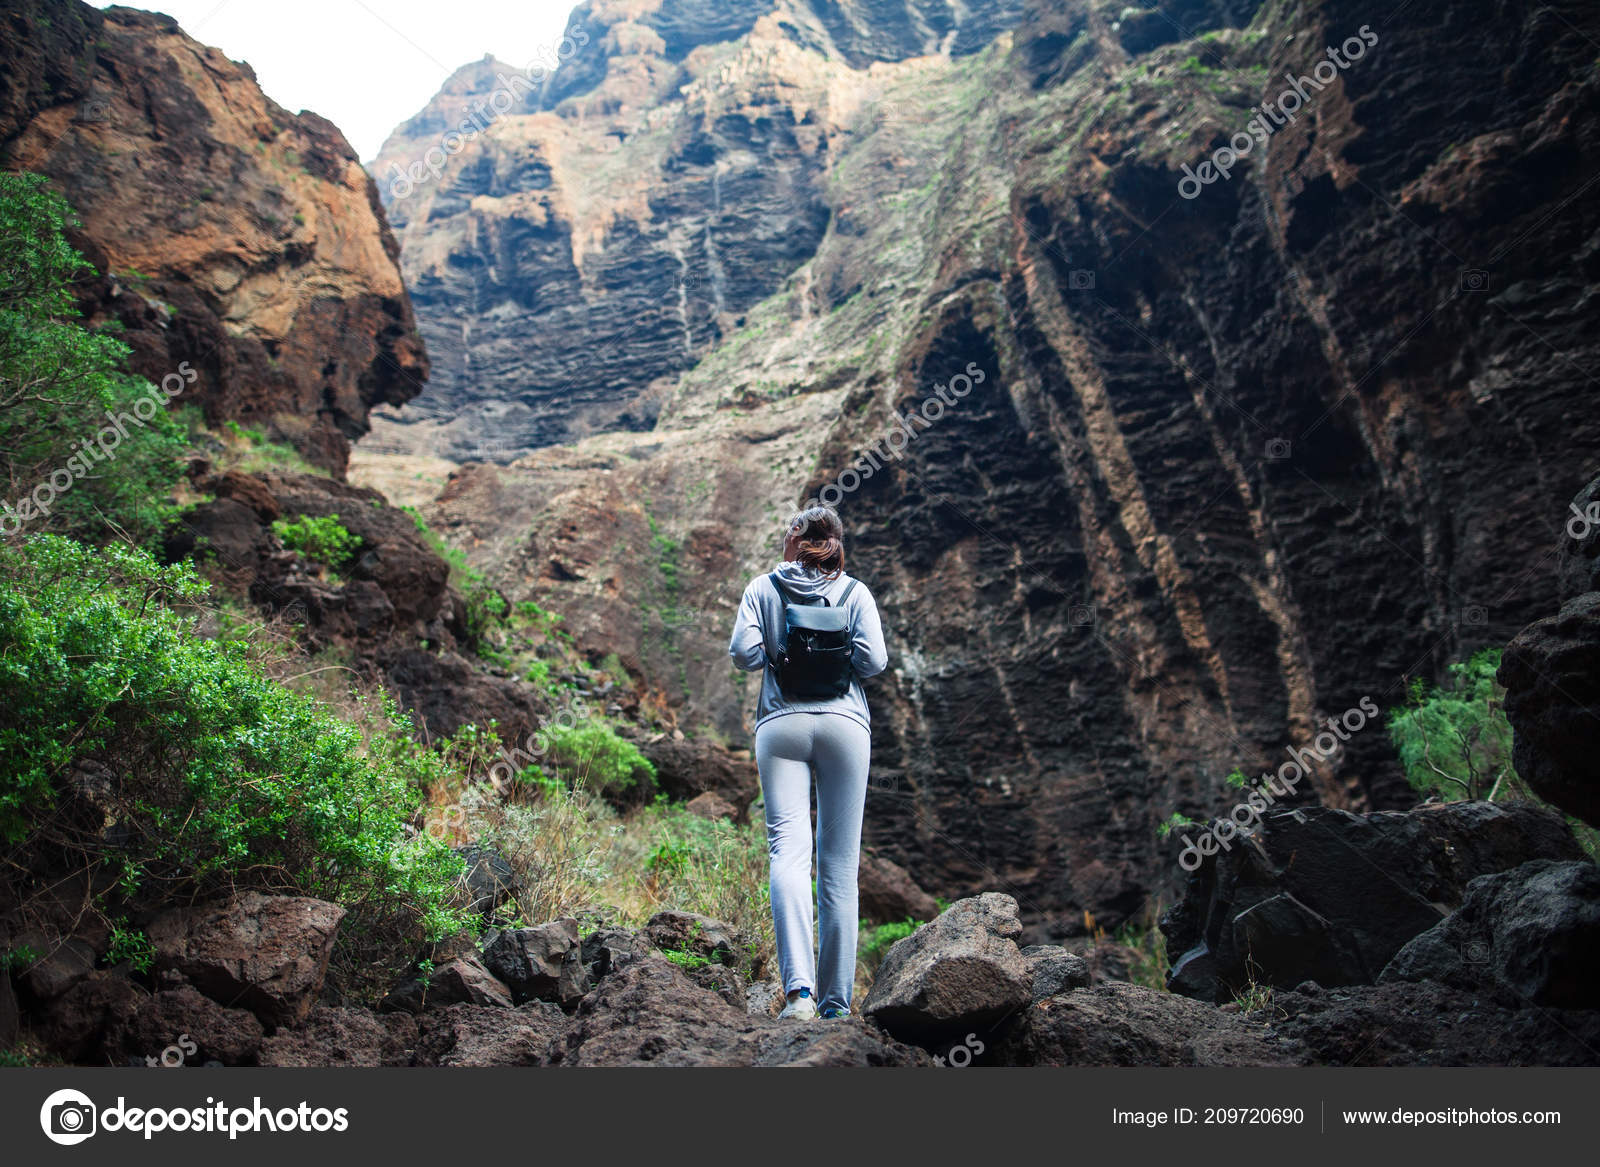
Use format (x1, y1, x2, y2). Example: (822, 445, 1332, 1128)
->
(455, 844, 518, 919)
(11, 933, 98, 1002)
(644, 911, 750, 1010)
(414, 1001, 570, 1067)
(1500, 593, 1600, 828)
(684, 791, 738, 822)
(1161, 802, 1582, 1002)
(1555, 474, 1600, 603)
(750, 1022, 933, 1068)
(1381, 859, 1600, 1008)
(1497, 473, 1600, 828)
(858, 851, 939, 924)
(860, 893, 1032, 1044)
(481, 919, 588, 1008)
(1019, 945, 1091, 1002)
(1269, 979, 1600, 1066)
(581, 926, 653, 983)
(258, 1006, 418, 1067)
(992, 981, 1299, 1067)
(35, 971, 143, 1061)
(382, 954, 514, 1013)
(147, 893, 345, 1028)
(635, 735, 758, 818)
(110, 985, 265, 1066)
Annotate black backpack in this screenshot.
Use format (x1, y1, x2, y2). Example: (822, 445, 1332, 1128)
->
(766, 572, 859, 701)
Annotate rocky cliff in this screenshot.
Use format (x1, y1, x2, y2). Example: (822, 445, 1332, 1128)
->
(367, 0, 1033, 458)
(371, 0, 1600, 940)
(0, 0, 427, 476)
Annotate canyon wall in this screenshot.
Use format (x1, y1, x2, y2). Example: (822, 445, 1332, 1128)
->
(0, 0, 427, 476)
(386, 0, 1600, 938)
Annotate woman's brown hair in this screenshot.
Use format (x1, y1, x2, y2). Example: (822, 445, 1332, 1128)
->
(786, 505, 844, 577)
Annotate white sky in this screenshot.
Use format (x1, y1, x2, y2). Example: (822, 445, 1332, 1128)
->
(93, 1, 580, 161)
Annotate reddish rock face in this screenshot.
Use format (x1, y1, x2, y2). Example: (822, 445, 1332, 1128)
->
(0, 0, 427, 477)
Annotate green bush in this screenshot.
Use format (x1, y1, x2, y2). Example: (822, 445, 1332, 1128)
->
(541, 717, 656, 797)
(0, 534, 468, 952)
(0, 172, 186, 546)
(271, 513, 361, 570)
(1388, 649, 1514, 801)
(858, 917, 918, 979)
(1388, 648, 1598, 859)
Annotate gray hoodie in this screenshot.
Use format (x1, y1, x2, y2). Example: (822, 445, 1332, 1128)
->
(728, 561, 888, 733)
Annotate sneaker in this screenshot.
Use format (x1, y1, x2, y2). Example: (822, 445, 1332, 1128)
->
(819, 1006, 850, 1020)
(779, 990, 817, 1021)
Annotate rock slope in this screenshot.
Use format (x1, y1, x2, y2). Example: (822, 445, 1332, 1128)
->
(14, 885, 1597, 1068)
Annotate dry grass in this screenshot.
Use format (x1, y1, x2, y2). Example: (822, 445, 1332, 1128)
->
(459, 781, 775, 979)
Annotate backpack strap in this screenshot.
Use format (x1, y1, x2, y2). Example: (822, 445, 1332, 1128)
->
(762, 573, 789, 673)
(836, 578, 858, 607)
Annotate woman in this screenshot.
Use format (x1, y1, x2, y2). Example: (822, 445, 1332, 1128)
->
(728, 505, 887, 1020)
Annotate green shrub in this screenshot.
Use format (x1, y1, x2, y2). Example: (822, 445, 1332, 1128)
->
(662, 947, 712, 971)
(0, 534, 469, 962)
(462, 579, 508, 643)
(460, 780, 615, 927)
(0, 944, 43, 973)
(0, 172, 186, 546)
(541, 718, 655, 797)
(1389, 649, 1515, 801)
(858, 918, 918, 979)
(618, 800, 772, 973)
(1389, 648, 1598, 858)
(105, 920, 155, 973)
(271, 513, 361, 570)
(206, 417, 322, 477)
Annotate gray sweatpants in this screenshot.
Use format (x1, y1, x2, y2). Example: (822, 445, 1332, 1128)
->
(754, 711, 871, 1014)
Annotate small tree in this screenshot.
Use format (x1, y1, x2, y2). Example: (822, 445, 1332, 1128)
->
(1388, 649, 1517, 801)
